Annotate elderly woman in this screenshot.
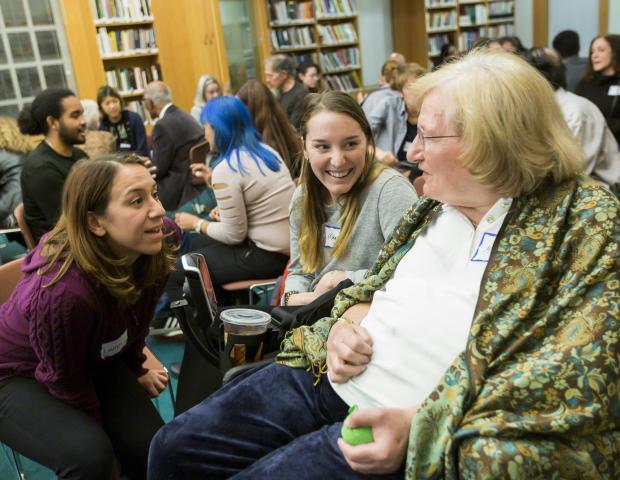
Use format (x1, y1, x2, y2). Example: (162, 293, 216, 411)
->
(149, 50, 619, 479)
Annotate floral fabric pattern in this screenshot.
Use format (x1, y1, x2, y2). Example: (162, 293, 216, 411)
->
(277, 175, 620, 478)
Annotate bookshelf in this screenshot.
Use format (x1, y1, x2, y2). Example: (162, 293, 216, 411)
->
(391, 0, 515, 69)
(264, 0, 363, 93)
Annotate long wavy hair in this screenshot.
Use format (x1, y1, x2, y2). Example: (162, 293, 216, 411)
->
(200, 95, 281, 175)
(296, 91, 385, 272)
(41, 154, 177, 307)
(0, 117, 35, 154)
(237, 79, 301, 177)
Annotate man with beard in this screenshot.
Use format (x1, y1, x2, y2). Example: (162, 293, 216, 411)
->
(18, 88, 88, 243)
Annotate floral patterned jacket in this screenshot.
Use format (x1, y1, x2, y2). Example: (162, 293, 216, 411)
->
(277, 174, 620, 479)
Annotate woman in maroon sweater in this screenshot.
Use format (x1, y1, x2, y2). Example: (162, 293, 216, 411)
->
(0, 154, 179, 479)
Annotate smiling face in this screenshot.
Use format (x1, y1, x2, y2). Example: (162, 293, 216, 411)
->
(100, 95, 122, 122)
(88, 163, 166, 264)
(590, 37, 615, 75)
(304, 111, 368, 203)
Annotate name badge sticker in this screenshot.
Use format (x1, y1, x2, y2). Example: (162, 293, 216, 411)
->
(100, 330, 128, 359)
(402, 141, 412, 152)
(471, 232, 497, 263)
(119, 142, 132, 149)
(608, 85, 620, 96)
(324, 224, 341, 249)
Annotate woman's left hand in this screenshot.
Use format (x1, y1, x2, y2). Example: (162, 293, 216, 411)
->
(137, 369, 169, 398)
(337, 405, 419, 474)
(175, 212, 200, 231)
(142, 158, 158, 179)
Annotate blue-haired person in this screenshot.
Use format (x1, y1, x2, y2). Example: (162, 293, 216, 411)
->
(172, 96, 294, 297)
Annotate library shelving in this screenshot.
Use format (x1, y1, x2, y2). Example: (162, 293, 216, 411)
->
(264, 0, 363, 93)
(391, 0, 515, 70)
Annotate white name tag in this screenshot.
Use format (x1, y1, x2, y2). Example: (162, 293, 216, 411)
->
(470, 232, 497, 263)
(609, 85, 620, 96)
(100, 330, 128, 359)
(324, 224, 341, 249)
(119, 142, 132, 149)
(402, 141, 412, 152)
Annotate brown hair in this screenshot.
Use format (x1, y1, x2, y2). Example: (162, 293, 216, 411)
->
(296, 91, 385, 272)
(237, 80, 302, 177)
(393, 63, 426, 92)
(41, 154, 177, 306)
(583, 34, 620, 81)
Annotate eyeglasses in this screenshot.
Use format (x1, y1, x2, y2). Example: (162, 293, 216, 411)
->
(415, 131, 460, 149)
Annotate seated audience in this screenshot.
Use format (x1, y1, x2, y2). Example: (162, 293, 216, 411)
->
(171, 95, 294, 298)
(264, 54, 309, 130)
(526, 47, 620, 192)
(364, 63, 425, 166)
(576, 34, 620, 145)
(297, 61, 322, 93)
(552, 29, 588, 92)
(360, 58, 401, 108)
(0, 117, 33, 228)
(18, 88, 88, 243)
(282, 91, 417, 307)
(237, 79, 302, 178)
(0, 154, 180, 479)
(97, 86, 148, 157)
(143, 81, 205, 210)
(149, 50, 620, 479)
(190, 74, 222, 124)
(80, 99, 115, 158)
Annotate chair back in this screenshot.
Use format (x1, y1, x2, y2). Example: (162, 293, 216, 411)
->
(0, 257, 24, 305)
(14, 203, 35, 250)
(189, 140, 210, 185)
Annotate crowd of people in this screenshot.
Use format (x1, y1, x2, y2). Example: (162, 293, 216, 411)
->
(0, 28, 618, 480)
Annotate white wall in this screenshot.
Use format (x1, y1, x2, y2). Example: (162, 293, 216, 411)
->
(358, 0, 392, 86)
(610, 0, 620, 33)
(514, 0, 533, 48)
(548, 0, 598, 56)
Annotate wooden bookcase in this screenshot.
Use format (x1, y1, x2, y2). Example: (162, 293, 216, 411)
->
(263, 0, 363, 93)
(391, 0, 515, 69)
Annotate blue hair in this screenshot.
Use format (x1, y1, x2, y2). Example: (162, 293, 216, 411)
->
(200, 96, 280, 175)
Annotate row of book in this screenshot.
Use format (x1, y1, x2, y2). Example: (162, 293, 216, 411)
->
(314, 0, 357, 18)
(319, 47, 359, 72)
(427, 11, 457, 30)
(458, 30, 481, 50)
(90, 0, 151, 22)
(488, 1, 514, 18)
(459, 5, 486, 26)
(97, 27, 157, 56)
(104, 64, 162, 93)
(126, 100, 150, 123)
(323, 71, 361, 92)
(480, 23, 514, 38)
(425, 0, 456, 8)
(317, 22, 357, 44)
(428, 33, 452, 55)
(270, 26, 316, 50)
(268, 0, 313, 24)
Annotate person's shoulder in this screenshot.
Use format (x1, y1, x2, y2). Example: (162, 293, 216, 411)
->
(373, 167, 412, 188)
(73, 146, 88, 160)
(22, 141, 50, 168)
(125, 109, 143, 123)
(574, 175, 619, 208)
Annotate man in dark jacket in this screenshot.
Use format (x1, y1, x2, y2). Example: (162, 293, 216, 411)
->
(143, 81, 204, 211)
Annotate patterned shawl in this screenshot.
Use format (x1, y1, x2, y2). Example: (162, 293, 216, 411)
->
(277, 175, 620, 479)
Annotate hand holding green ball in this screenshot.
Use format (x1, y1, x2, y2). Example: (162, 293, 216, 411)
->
(340, 405, 374, 445)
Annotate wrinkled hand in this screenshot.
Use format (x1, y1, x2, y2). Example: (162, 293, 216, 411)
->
(137, 369, 168, 398)
(327, 319, 373, 383)
(209, 207, 221, 222)
(286, 291, 319, 306)
(190, 163, 212, 186)
(338, 405, 418, 474)
(175, 212, 200, 231)
(313, 270, 347, 297)
(143, 158, 158, 179)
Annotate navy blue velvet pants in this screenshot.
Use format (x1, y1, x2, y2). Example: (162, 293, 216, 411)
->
(148, 363, 405, 479)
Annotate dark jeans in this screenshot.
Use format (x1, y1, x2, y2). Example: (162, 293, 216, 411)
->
(166, 235, 288, 305)
(0, 362, 163, 480)
(148, 363, 405, 479)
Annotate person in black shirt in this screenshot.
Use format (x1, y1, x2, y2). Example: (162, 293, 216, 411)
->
(18, 88, 88, 243)
(97, 86, 149, 157)
(264, 54, 309, 130)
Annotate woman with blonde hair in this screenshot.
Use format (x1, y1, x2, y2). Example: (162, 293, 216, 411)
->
(283, 91, 417, 306)
(190, 74, 222, 123)
(0, 154, 181, 479)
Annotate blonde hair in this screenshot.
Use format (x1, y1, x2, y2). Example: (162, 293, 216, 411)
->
(0, 117, 36, 154)
(408, 49, 583, 197)
(296, 91, 386, 273)
(42, 154, 177, 307)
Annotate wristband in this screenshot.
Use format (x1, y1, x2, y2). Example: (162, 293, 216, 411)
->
(194, 219, 205, 233)
(283, 290, 299, 306)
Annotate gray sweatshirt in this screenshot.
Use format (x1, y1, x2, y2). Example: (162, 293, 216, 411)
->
(285, 168, 417, 294)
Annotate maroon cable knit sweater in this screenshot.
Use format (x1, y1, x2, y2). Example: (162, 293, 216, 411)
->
(0, 218, 180, 420)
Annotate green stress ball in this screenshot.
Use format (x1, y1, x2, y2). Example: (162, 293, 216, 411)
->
(340, 405, 374, 445)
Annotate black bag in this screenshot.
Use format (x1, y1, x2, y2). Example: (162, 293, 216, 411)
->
(271, 279, 354, 331)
